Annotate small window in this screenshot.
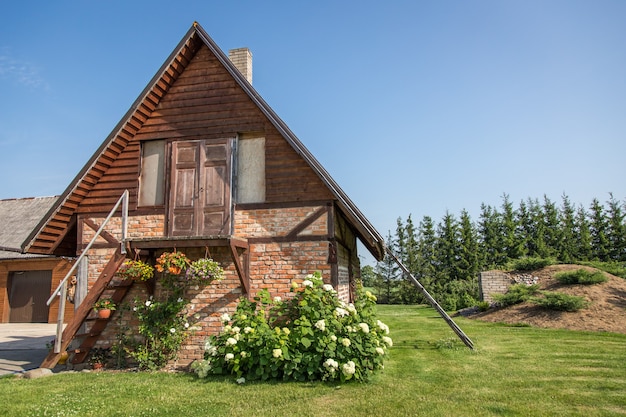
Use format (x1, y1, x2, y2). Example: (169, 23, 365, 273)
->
(139, 140, 165, 206)
(237, 136, 265, 203)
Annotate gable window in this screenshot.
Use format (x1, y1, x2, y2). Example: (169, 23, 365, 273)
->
(236, 134, 265, 203)
(138, 140, 166, 206)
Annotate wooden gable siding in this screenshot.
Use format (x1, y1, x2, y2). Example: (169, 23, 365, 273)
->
(28, 36, 202, 254)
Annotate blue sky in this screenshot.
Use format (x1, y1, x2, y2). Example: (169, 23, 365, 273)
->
(1, 1, 625, 258)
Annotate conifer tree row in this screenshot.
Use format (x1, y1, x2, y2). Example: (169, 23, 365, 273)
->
(367, 194, 626, 309)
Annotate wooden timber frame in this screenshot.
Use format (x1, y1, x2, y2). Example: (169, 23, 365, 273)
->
(127, 236, 250, 295)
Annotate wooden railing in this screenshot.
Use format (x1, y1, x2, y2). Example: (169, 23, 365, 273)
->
(46, 190, 129, 353)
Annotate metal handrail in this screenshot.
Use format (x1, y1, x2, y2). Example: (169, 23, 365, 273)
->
(46, 190, 129, 353)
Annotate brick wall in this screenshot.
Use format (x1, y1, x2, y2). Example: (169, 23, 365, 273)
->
(478, 270, 513, 302)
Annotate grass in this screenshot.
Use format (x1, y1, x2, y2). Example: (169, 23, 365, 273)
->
(1, 305, 625, 416)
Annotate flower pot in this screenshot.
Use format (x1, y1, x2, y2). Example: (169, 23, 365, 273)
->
(57, 351, 69, 365)
(97, 308, 111, 319)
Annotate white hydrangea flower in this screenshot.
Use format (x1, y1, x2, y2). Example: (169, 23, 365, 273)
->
(236, 377, 246, 384)
(272, 348, 283, 358)
(377, 320, 390, 334)
(223, 325, 232, 333)
(232, 326, 241, 334)
(358, 323, 370, 333)
(240, 351, 247, 358)
(382, 336, 393, 347)
(330, 335, 337, 342)
(244, 326, 253, 334)
(341, 338, 351, 347)
(376, 347, 385, 355)
(226, 337, 238, 346)
(342, 361, 356, 376)
(315, 319, 326, 331)
(221, 313, 231, 323)
(335, 307, 349, 318)
(145, 300, 151, 307)
(302, 279, 313, 287)
(323, 358, 339, 369)
(346, 303, 357, 314)
(322, 284, 334, 292)
(274, 296, 282, 303)
(225, 353, 234, 361)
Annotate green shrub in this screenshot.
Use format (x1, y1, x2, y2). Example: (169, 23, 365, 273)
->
(192, 272, 392, 383)
(492, 284, 540, 307)
(508, 257, 556, 271)
(555, 269, 608, 285)
(580, 261, 626, 279)
(476, 301, 491, 312)
(530, 291, 589, 312)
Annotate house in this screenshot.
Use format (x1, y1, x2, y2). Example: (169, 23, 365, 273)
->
(21, 22, 385, 367)
(0, 196, 75, 324)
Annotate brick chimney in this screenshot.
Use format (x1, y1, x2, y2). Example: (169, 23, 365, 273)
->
(228, 48, 252, 84)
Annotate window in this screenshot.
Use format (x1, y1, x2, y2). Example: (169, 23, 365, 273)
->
(236, 135, 265, 203)
(138, 140, 165, 206)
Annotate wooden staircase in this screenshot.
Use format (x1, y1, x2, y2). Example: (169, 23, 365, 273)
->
(41, 248, 128, 368)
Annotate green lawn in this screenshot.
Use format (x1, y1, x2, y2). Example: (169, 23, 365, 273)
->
(1, 305, 625, 416)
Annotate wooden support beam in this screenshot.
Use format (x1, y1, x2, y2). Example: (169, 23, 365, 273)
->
(228, 240, 249, 296)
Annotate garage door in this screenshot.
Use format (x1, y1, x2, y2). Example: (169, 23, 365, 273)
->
(8, 270, 52, 323)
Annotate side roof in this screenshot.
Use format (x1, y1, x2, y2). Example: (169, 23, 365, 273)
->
(0, 196, 58, 259)
(24, 22, 385, 260)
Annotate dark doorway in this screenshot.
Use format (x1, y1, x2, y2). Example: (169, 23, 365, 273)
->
(8, 270, 52, 323)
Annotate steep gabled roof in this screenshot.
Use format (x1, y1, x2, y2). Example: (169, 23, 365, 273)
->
(24, 22, 385, 260)
(0, 196, 58, 259)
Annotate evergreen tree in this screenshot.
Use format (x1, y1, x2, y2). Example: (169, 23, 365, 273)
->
(500, 194, 524, 261)
(457, 209, 481, 299)
(527, 198, 549, 257)
(397, 215, 422, 304)
(516, 199, 533, 257)
(589, 198, 610, 261)
(416, 215, 438, 298)
(435, 211, 460, 284)
(478, 203, 504, 268)
(606, 193, 626, 261)
(558, 194, 577, 263)
(542, 195, 560, 258)
(575, 205, 592, 261)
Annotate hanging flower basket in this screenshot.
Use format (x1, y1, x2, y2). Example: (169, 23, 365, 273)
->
(117, 259, 155, 281)
(156, 251, 190, 275)
(185, 258, 224, 285)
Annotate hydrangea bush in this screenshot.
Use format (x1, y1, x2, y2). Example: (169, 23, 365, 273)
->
(192, 272, 392, 382)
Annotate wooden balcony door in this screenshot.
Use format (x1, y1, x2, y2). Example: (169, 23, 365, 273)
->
(168, 139, 233, 236)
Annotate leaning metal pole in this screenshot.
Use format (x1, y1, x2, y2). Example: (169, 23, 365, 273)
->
(385, 247, 475, 350)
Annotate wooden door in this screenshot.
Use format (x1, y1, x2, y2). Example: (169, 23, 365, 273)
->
(169, 139, 232, 236)
(8, 270, 52, 323)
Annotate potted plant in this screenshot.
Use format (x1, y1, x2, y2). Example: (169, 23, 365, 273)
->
(185, 258, 224, 285)
(89, 347, 110, 371)
(156, 251, 190, 275)
(117, 259, 154, 281)
(94, 298, 116, 319)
